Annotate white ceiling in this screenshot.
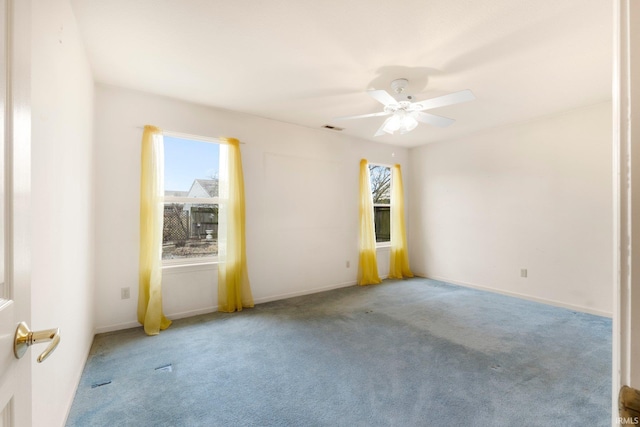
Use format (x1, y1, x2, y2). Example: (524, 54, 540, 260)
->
(70, 0, 612, 148)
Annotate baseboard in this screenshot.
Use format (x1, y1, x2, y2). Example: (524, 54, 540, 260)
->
(167, 307, 218, 321)
(95, 278, 382, 334)
(94, 306, 220, 334)
(63, 329, 96, 426)
(418, 273, 613, 318)
(94, 320, 140, 334)
(253, 280, 357, 305)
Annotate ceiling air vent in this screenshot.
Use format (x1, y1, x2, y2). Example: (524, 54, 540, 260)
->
(322, 125, 344, 131)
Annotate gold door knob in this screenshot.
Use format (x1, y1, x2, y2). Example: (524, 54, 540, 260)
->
(14, 322, 60, 363)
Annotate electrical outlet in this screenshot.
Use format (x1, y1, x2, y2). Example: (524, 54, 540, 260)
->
(346, 260, 350, 268)
(520, 269, 528, 278)
(121, 287, 130, 299)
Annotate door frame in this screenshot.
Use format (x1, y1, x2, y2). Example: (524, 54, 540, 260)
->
(3, 0, 32, 424)
(613, 0, 640, 423)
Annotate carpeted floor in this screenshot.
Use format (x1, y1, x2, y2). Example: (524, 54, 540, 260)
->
(66, 278, 612, 427)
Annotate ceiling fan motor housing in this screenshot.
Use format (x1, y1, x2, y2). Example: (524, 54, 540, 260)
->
(391, 78, 409, 93)
(391, 78, 413, 101)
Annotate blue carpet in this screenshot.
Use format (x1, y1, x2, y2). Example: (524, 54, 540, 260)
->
(66, 278, 611, 426)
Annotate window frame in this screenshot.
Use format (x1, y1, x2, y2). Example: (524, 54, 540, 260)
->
(161, 132, 222, 267)
(368, 163, 392, 247)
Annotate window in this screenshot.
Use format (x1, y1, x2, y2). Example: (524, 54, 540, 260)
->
(369, 164, 391, 243)
(163, 135, 220, 262)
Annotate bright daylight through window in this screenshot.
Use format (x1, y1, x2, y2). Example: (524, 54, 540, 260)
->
(163, 135, 220, 262)
(369, 164, 391, 243)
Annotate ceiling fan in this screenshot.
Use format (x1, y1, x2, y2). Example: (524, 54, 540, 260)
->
(335, 78, 475, 136)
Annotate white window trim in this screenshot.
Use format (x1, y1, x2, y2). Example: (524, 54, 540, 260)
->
(369, 163, 392, 248)
(161, 132, 223, 267)
(373, 200, 391, 248)
(376, 241, 392, 249)
(163, 257, 219, 269)
(164, 196, 220, 205)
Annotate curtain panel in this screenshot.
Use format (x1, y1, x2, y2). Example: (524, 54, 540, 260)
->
(138, 125, 172, 335)
(358, 159, 381, 285)
(389, 164, 413, 279)
(217, 137, 254, 312)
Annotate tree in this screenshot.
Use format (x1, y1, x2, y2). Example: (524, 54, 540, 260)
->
(369, 165, 391, 204)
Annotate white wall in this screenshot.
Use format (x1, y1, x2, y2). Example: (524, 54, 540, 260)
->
(409, 102, 613, 316)
(31, 1, 95, 426)
(94, 85, 408, 332)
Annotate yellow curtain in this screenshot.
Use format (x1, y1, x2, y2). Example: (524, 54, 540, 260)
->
(217, 137, 254, 312)
(138, 125, 172, 335)
(389, 164, 413, 279)
(358, 159, 381, 285)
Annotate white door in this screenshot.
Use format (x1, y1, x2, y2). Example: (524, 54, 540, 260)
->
(0, 0, 33, 425)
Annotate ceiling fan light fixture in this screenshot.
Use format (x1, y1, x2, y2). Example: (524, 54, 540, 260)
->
(382, 114, 402, 134)
(383, 111, 419, 135)
(399, 114, 418, 134)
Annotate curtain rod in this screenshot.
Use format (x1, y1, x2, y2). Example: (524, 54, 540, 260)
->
(136, 126, 245, 144)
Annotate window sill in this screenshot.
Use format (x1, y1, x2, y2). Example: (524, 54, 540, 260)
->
(162, 259, 218, 274)
(376, 243, 391, 250)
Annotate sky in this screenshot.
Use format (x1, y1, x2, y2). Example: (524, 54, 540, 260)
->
(164, 135, 220, 192)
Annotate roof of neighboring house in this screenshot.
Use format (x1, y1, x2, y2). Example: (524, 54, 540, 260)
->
(188, 179, 218, 198)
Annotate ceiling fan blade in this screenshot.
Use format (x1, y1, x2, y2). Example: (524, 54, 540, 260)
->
(415, 111, 455, 128)
(334, 111, 390, 121)
(374, 117, 392, 136)
(414, 89, 476, 111)
(367, 89, 398, 106)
